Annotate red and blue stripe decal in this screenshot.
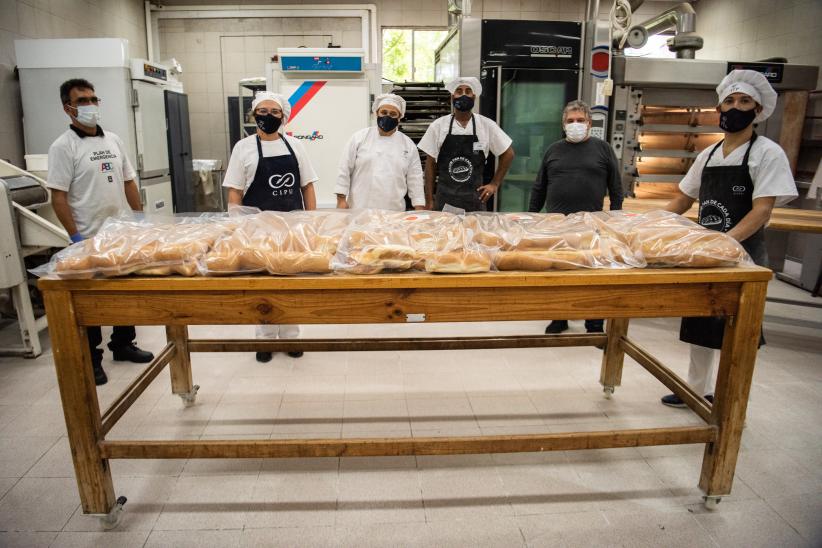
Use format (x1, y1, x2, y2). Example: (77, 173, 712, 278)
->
(287, 81, 326, 122)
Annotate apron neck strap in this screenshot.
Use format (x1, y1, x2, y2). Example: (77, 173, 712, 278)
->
(706, 132, 758, 164)
(448, 114, 475, 135)
(256, 133, 296, 158)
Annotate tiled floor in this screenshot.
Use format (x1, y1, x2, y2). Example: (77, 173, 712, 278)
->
(0, 279, 820, 547)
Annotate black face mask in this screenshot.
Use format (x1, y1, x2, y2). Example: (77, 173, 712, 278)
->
(719, 108, 757, 133)
(255, 113, 282, 134)
(453, 95, 475, 112)
(377, 115, 399, 132)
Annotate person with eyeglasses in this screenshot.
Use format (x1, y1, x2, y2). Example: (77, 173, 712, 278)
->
(223, 91, 318, 363)
(333, 93, 425, 211)
(46, 78, 155, 386)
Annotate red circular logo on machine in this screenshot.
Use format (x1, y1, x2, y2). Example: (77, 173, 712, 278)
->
(592, 51, 610, 74)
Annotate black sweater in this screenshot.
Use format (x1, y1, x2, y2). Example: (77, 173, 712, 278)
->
(528, 137, 623, 214)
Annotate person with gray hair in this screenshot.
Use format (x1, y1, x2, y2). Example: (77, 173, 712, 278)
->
(528, 99, 623, 334)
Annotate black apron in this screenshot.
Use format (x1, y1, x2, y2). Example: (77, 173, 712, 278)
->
(242, 135, 304, 212)
(434, 115, 486, 212)
(680, 133, 767, 349)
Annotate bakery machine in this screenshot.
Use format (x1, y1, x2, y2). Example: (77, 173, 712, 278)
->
(266, 48, 381, 209)
(0, 159, 70, 357)
(435, 18, 583, 212)
(15, 38, 192, 214)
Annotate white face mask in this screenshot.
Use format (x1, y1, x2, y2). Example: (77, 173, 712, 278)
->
(72, 105, 100, 127)
(564, 122, 588, 143)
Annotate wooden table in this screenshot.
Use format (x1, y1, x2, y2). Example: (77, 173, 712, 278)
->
(39, 267, 771, 525)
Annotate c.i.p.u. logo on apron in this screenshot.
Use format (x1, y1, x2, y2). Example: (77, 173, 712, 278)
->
(448, 156, 473, 183)
(268, 172, 296, 196)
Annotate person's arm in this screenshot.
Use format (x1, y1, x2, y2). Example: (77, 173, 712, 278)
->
(227, 188, 243, 205)
(302, 182, 317, 211)
(50, 189, 80, 238)
(477, 146, 514, 204)
(124, 180, 142, 211)
(727, 196, 775, 242)
(423, 155, 437, 210)
(664, 190, 696, 214)
(406, 144, 426, 210)
(333, 133, 358, 208)
(528, 149, 549, 213)
(605, 142, 623, 210)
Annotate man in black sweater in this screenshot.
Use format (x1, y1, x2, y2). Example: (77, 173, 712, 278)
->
(529, 99, 623, 334)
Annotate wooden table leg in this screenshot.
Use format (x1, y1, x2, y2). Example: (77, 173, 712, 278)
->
(43, 290, 116, 514)
(600, 318, 629, 398)
(699, 280, 768, 507)
(166, 325, 198, 406)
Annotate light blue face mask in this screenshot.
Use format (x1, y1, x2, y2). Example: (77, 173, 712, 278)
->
(71, 104, 100, 127)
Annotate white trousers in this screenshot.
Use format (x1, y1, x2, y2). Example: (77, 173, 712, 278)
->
(255, 324, 301, 339)
(686, 344, 717, 397)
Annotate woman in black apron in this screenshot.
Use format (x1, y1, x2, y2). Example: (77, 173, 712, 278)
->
(660, 69, 795, 408)
(225, 92, 316, 362)
(434, 114, 487, 212)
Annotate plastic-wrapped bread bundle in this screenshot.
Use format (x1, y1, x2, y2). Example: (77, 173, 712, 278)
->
(405, 211, 494, 273)
(587, 210, 752, 267)
(332, 209, 421, 274)
(35, 215, 233, 279)
(492, 212, 645, 270)
(202, 210, 350, 275)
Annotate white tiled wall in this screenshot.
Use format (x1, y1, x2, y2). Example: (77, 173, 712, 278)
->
(0, 0, 147, 167)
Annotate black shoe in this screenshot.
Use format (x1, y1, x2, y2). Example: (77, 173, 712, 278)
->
(586, 326, 605, 333)
(705, 394, 714, 405)
(256, 352, 273, 363)
(93, 363, 108, 386)
(661, 394, 686, 408)
(111, 344, 154, 363)
(545, 321, 568, 334)
(287, 351, 304, 358)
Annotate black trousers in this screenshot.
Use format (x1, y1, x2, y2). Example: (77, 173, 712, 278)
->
(86, 325, 136, 366)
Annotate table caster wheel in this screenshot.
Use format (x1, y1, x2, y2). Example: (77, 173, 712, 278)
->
(98, 495, 127, 530)
(703, 495, 721, 510)
(179, 385, 200, 407)
(603, 386, 614, 399)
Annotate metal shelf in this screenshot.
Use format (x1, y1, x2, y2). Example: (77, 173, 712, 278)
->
(639, 124, 723, 134)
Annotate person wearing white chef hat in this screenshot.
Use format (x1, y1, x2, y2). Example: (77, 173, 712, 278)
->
(418, 77, 515, 211)
(334, 93, 425, 211)
(661, 69, 797, 408)
(223, 91, 319, 362)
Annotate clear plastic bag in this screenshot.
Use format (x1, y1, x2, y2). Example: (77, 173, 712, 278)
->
(587, 210, 753, 267)
(406, 211, 495, 273)
(486, 212, 645, 271)
(33, 214, 234, 279)
(201, 210, 350, 275)
(331, 209, 419, 274)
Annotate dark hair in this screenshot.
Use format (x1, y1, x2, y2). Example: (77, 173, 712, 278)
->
(60, 79, 95, 105)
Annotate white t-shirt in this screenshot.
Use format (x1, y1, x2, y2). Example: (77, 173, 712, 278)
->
(679, 136, 798, 206)
(46, 128, 136, 237)
(417, 114, 513, 160)
(334, 127, 424, 211)
(223, 133, 318, 193)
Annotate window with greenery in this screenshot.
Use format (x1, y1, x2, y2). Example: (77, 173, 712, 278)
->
(382, 28, 448, 82)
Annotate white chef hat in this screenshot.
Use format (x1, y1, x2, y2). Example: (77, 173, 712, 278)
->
(372, 93, 406, 117)
(716, 70, 777, 123)
(251, 91, 292, 124)
(445, 77, 482, 96)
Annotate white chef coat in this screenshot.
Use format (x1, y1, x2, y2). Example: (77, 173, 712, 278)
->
(334, 127, 425, 210)
(223, 134, 318, 193)
(679, 136, 798, 206)
(46, 127, 136, 237)
(417, 113, 513, 161)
